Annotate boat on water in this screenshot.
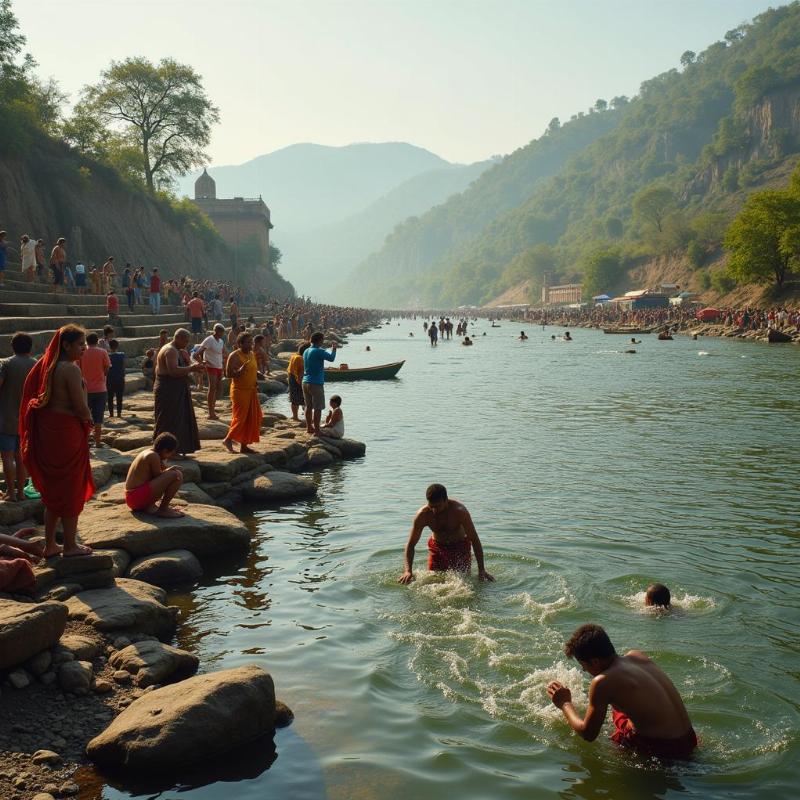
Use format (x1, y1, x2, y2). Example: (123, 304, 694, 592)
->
(603, 327, 653, 334)
(324, 360, 405, 382)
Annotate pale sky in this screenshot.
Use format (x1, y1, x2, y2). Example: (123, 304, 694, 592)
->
(17, 0, 778, 166)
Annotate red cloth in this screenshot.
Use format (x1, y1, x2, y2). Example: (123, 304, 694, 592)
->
(125, 482, 154, 511)
(611, 709, 698, 759)
(0, 558, 35, 593)
(427, 536, 471, 572)
(19, 328, 94, 517)
(150, 275, 161, 293)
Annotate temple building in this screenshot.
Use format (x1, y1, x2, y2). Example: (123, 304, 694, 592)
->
(192, 168, 273, 267)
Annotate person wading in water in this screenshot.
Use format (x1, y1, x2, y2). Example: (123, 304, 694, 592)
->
(398, 484, 494, 584)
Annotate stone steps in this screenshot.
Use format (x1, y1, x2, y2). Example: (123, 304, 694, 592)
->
(0, 313, 188, 335)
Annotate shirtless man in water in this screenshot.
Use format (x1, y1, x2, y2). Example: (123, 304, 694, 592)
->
(547, 624, 697, 759)
(123, 432, 184, 517)
(398, 484, 494, 583)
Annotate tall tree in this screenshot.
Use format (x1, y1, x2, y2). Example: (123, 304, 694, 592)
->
(680, 50, 696, 68)
(724, 184, 800, 288)
(77, 57, 219, 190)
(632, 185, 676, 233)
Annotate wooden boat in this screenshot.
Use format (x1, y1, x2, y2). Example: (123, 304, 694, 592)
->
(767, 329, 792, 343)
(603, 327, 652, 334)
(324, 360, 405, 381)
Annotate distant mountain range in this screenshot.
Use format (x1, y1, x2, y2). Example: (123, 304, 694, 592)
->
(178, 142, 492, 295)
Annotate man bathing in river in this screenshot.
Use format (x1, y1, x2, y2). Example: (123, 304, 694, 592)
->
(547, 624, 697, 759)
(398, 484, 494, 584)
(124, 432, 184, 517)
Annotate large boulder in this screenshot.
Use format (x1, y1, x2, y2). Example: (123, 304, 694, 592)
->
(64, 578, 177, 640)
(241, 472, 317, 502)
(127, 550, 203, 588)
(76, 503, 249, 558)
(87, 665, 276, 770)
(0, 600, 68, 669)
(108, 640, 199, 687)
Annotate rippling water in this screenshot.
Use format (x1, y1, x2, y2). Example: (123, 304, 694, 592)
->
(100, 322, 800, 800)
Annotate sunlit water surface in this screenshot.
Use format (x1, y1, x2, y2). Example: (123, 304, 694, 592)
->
(96, 322, 799, 800)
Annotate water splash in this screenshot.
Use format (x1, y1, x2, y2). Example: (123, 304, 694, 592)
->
(622, 590, 716, 614)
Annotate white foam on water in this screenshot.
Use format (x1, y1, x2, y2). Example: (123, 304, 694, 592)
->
(411, 570, 475, 603)
(622, 590, 716, 613)
(511, 591, 575, 622)
(698, 350, 711, 356)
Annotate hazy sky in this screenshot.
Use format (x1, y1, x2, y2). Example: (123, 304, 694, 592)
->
(17, 0, 778, 166)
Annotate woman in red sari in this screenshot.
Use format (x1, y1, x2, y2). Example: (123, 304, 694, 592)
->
(20, 325, 95, 557)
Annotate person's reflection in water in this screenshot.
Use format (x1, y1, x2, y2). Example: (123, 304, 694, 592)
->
(559, 748, 687, 800)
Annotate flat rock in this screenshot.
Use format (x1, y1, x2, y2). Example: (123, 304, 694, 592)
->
(64, 578, 177, 640)
(49, 553, 113, 577)
(127, 550, 203, 588)
(241, 471, 317, 502)
(197, 420, 230, 440)
(90, 460, 113, 487)
(87, 665, 276, 770)
(0, 499, 42, 526)
(76, 503, 249, 558)
(192, 451, 261, 482)
(112, 431, 155, 452)
(0, 599, 68, 670)
(321, 437, 366, 459)
(108, 640, 199, 687)
(177, 482, 215, 505)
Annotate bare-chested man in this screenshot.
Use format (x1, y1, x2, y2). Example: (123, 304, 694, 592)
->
(124, 432, 184, 517)
(398, 484, 494, 584)
(547, 624, 698, 759)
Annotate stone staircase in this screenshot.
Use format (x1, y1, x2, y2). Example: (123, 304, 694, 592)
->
(0, 265, 263, 358)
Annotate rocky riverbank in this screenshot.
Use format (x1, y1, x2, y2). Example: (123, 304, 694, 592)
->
(0, 337, 366, 799)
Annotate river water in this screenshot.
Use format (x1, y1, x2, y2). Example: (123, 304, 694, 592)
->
(99, 321, 799, 800)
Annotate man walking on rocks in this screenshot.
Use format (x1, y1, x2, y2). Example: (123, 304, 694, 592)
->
(153, 329, 203, 456)
(302, 331, 337, 436)
(149, 268, 161, 314)
(196, 323, 226, 420)
(223, 332, 262, 453)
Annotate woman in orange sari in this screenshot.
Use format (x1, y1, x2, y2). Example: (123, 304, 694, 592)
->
(20, 325, 94, 557)
(222, 332, 262, 454)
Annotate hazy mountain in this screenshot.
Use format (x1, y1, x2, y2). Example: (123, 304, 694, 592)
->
(278, 159, 492, 297)
(178, 142, 453, 232)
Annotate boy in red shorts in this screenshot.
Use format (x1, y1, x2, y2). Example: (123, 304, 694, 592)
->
(124, 432, 184, 517)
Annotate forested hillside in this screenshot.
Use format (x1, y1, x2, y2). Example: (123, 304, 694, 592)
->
(344, 3, 800, 307)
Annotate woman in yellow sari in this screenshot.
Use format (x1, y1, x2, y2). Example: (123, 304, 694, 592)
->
(222, 332, 263, 454)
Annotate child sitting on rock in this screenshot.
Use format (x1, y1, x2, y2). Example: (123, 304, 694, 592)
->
(0, 528, 43, 594)
(124, 432, 184, 518)
(319, 395, 344, 439)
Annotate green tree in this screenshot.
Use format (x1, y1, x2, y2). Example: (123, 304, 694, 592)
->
(724, 186, 800, 287)
(269, 243, 282, 269)
(76, 57, 219, 190)
(604, 216, 623, 238)
(632, 185, 676, 233)
(547, 117, 561, 134)
(609, 95, 629, 109)
(594, 98, 608, 112)
(582, 248, 622, 299)
(680, 50, 696, 68)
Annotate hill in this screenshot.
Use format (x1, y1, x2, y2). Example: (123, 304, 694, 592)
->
(178, 142, 455, 233)
(342, 3, 800, 308)
(278, 159, 491, 297)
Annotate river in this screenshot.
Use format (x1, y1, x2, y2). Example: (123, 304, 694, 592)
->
(99, 321, 800, 800)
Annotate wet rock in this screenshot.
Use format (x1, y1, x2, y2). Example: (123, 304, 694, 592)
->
(87, 665, 276, 770)
(326, 437, 366, 459)
(275, 700, 294, 727)
(108, 640, 199, 687)
(58, 660, 93, 693)
(0, 599, 68, 670)
(77, 503, 249, 558)
(64, 578, 178, 640)
(241, 471, 317, 502)
(39, 670, 57, 686)
(307, 447, 335, 468)
(127, 550, 203, 588)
